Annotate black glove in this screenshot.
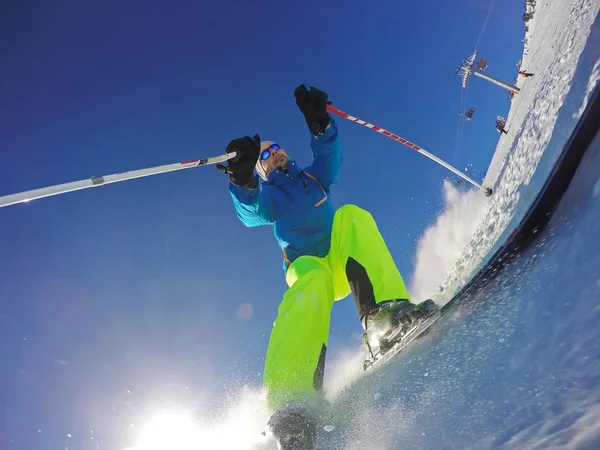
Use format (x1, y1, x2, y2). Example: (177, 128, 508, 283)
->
(216, 134, 261, 189)
(294, 84, 331, 136)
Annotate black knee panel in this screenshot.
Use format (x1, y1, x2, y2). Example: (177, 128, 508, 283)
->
(346, 257, 377, 320)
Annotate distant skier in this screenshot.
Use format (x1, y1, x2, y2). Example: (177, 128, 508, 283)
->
(496, 116, 509, 135)
(217, 85, 438, 449)
(519, 70, 534, 78)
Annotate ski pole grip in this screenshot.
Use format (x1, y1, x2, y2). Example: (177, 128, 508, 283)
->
(228, 151, 240, 163)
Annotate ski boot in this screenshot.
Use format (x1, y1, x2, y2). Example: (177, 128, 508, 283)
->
(268, 408, 317, 450)
(362, 299, 439, 354)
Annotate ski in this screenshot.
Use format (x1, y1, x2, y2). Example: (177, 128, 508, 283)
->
(362, 311, 442, 371)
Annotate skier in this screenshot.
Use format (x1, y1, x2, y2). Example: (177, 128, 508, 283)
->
(217, 85, 438, 449)
(496, 116, 509, 135)
(519, 70, 534, 78)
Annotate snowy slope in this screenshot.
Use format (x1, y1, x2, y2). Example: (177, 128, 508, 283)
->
(330, 130, 600, 448)
(484, 0, 599, 184)
(412, 0, 600, 303)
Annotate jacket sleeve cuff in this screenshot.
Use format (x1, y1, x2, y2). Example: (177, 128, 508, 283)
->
(229, 173, 258, 190)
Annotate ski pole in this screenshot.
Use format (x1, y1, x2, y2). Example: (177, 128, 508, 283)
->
(326, 104, 493, 196)
(0, 152, 238, 209)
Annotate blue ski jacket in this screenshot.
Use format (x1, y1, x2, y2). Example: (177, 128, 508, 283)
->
(229, 119, 342, 272)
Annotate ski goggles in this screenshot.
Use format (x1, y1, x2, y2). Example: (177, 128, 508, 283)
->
(260, 143, 281, 162)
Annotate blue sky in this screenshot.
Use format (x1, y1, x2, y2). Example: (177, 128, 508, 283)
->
(0, 0, 525, 448)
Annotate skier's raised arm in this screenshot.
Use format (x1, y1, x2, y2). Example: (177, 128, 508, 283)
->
(294, 85, 342, 190)
(217, 135, 277, 227)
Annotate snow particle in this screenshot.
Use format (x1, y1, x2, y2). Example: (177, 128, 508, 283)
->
(323, 425, 335, 432)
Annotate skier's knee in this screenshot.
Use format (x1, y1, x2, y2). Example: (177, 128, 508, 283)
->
(335, 204, 372, 221)
(286, 255, 331, 284)
(337, 204, 363, 215)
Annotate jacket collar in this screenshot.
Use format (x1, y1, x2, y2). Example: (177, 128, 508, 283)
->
(266, 160, 301, 186)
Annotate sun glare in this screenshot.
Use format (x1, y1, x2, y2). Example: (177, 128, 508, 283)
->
(134, 411, 215, 450)
(126, 391, 271, 450)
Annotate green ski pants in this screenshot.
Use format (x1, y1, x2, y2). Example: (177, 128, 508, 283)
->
(263, 204, 410, 411)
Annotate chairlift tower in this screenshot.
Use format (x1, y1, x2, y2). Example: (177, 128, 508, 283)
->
(456, 51, 520, 94)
